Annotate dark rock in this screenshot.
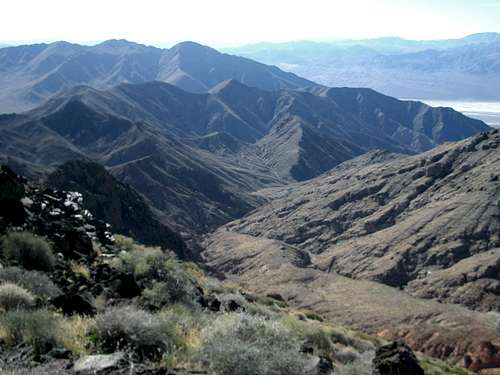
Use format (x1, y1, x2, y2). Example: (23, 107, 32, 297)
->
(55, 228, 95, 259)
(317, 356, 334, 374)
(208, 297, 221, 312)
(226, 299, 243, 312)
(109, 272, 141, 299)
(45, 347, 72, 360)
(50, 291, 96, 316)
(0, 165, 27, 227)
(373, 342, 424, 375)
(425, 162, 449, 178)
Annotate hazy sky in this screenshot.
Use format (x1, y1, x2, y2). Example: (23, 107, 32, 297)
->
(2, 0, 499, 47)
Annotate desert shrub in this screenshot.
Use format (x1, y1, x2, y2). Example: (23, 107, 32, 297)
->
(114, 234, 136, 252)
(335, 351, 374, 375)
(113, 237, 169, 279)
(93, 305, 174, 360)
(200, 313, 308, 375)
(158, 304, 211, 367)
(0, 283, 35, 311)
(333, 347, 362, 364)
(0, 267, 60, 300)
(142, 276, 198, 310)
(114, 238, 200, 308)
(215, 292, 277, 317)
(281, 315, 334, 354)
(1, 232, 55, 271)
(0, 308, 64, 355)
(254, 294, 289, 309)
(420, 357, 474, 375)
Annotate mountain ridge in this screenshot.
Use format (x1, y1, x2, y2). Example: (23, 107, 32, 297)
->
(0, 39, 314, 113)
(0, 80, 490, 235)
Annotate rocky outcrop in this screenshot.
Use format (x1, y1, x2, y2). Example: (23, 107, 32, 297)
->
(46, 160, 189, 259)
(465, 341, 500, 373)
(0, 165, 113, 258)
(373, 342, 424, 375)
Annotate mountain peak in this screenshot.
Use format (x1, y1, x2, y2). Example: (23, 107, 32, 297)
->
(169, 41, 219, 55)
(463, 32, 500, 44)
(93, 39, 156, 54)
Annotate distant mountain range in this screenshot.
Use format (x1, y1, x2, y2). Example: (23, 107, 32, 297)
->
(0, 79, 489, 234)
(225, 33, 500, 101)
(0, 39, 313, 113)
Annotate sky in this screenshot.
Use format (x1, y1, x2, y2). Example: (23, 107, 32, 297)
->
(1, 0, 499, 47)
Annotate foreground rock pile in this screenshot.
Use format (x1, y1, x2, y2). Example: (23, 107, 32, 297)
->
(0, 165, 113, 257)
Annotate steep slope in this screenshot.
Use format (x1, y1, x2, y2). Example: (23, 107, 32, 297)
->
(208, 130, 500, 311)
(0, 40, 314, 113)
(45, 160, 189, 259)
(203, 130, 500, 371)
(0, 81, 490, 232)
(0, 97, 278, 235)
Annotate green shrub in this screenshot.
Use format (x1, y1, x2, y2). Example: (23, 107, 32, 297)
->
(114, 237, 200, 309)
(0, 267, 60, 300)
(335, 351, 374, 375)
(1, 232, 55, 271)
(93, 305, 174, 360)
(0, 308, 64, 355)
(200, 313, 308, 375)
(142, 277, 198, 310)
(0, 283, 35, 311)
(158, 304, 211, 367)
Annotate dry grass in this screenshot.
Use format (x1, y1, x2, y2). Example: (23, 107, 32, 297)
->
(69, 261, 91, 280)
(59, 315, 94, 355)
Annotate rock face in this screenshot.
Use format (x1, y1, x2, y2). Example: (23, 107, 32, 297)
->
(203, 131, 500, 372)
(373, 342, 424, 375)
(466, 341, 500, 373)
(46, 160, 188, 259)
